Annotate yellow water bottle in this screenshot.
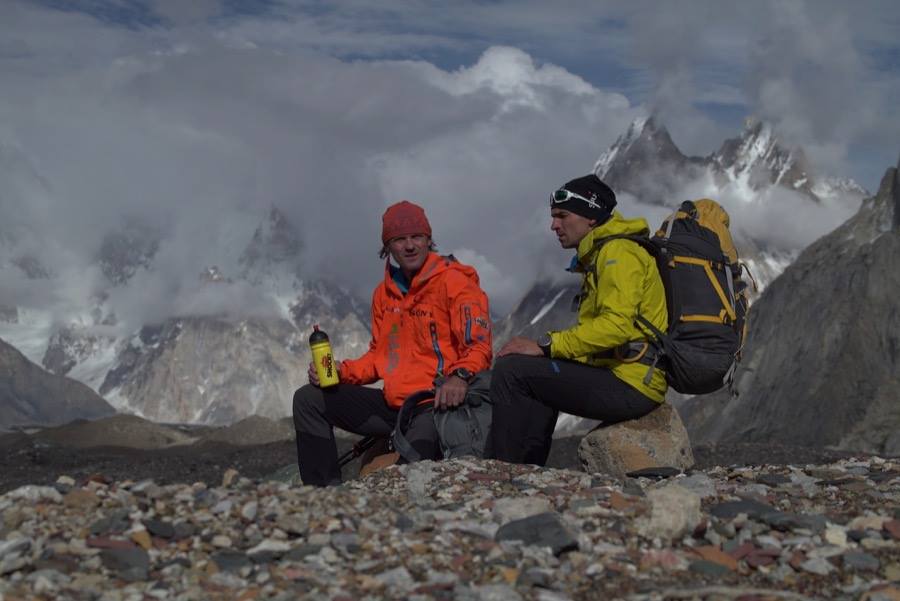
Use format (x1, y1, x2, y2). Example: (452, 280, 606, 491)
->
(310, 325, 340, 388)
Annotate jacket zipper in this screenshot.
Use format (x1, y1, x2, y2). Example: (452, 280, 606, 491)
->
(429, 321, 444, 376)
(463, 306, 473, 345)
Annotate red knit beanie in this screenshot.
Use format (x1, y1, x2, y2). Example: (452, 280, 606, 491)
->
(381, 200, 432, 244)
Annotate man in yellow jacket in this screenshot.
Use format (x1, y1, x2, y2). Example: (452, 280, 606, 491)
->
(489, 174, 667, 465)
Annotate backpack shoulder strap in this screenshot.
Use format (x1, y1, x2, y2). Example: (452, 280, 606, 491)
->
(593, 233, 661, 261)
(391, 389, 435, 463)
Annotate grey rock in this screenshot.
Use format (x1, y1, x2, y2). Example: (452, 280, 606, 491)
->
(843, 551, 880, 571)
(637, 484, 702, 540)
(492, 496, 552, 525)
(675, 473, 717, 498)
(689, 559, 731, 578)
(0, 537, 31, 561)
(709, 498, 776, 520)
(495, 512, 578, 556)
(395, 513, 415, 531)
(517, 567, 555, 588)
(285, 543, 322, 561)
(6, 485, 63, 504)
(799, 557, 834, 576)
(405, 461, 436, 506)
(100, 548, 149, 582)
(375, 566, 414, 590)
(0, 555, 29, 576)
(762, 511, 827, 533)
(756, 473, 790, 486)
(142, 519, 175, 539)
(474, 584, 525, 601)
(211, 549, 251, 573)
(578, 404, 694, 477)
(536, 591, 573, 601)
(172, 521, 196, 540)
(621, 479, 645, 497)
(331, 533, 361, 553)
(90, 509, 131, 535)
(247, 540, 290, 563)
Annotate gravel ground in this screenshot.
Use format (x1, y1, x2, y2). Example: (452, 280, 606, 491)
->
(0, 427, 872, 495)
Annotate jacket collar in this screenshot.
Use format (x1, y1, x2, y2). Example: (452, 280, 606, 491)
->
(571, 211, 651, 272)
(383, 252, 446, 297)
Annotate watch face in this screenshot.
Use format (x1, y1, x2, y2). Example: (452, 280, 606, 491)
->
(538, 334, 552, 347)
(454, 368, 472, 380)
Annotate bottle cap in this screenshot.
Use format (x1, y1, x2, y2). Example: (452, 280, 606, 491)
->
(309, 324, 329, 344)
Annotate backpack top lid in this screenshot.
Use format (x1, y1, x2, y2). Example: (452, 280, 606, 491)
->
(657, 199, 739, 264)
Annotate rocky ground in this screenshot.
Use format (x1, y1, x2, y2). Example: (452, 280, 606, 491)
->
(0, 415, 867, 496)
(1, 455, 899, 600)
(1, 417, 898, 600)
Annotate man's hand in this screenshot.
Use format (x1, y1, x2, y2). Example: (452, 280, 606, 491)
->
(308, 360, 342, 387)
(497, 336, 544, 358)
(434, 375, 468, 411)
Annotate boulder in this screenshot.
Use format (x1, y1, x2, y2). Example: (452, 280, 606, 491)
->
(577, 404, 694, 477)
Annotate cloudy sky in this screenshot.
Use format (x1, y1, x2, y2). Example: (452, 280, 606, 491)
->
(1, 0, 898, 322)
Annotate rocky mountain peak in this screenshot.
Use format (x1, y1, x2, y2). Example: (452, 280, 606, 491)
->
(97, 221, 160, 286)
(239, 206, 302, 277)
(593, 115, 704, 203)
(1, 336, 115, 430)
(199, 266, 231, 284)
(838, 156, 899, 243)
(711, 117, 813, 197)
(593, 115, 691, 190)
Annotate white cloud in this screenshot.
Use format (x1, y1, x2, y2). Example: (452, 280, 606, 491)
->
(0, 0, 897, 330)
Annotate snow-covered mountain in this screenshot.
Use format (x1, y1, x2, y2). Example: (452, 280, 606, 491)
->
(595, 116, 868, 207)
(0, 206, 372, 425)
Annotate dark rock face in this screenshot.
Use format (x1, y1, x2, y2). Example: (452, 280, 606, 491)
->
(596, 117, 708, 204)
(493, 281, 580, 347)
(679, 158, 900, 455)
(96, 221, 160, 286)
(0, 337, 115, 430)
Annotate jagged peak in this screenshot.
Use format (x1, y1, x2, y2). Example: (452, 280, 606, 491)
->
(97, 218, 161, 286)
(593, 114, 678, 178)
(239, 204, 302, 271)
(199, 266, 231, 284)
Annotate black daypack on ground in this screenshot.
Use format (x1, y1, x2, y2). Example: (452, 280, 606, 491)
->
(391, 371, 492, 462)
(597, 199, 751, 395)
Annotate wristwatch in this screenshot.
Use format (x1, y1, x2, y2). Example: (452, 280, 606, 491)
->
(537, 333, 552, 357)
(450, 367, 474, 382)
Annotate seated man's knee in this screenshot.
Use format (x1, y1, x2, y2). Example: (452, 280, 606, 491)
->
(493, 355, 529, 380)
(292, 384, 323, 421)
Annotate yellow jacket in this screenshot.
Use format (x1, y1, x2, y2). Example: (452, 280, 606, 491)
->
(548, 211, 668, 402)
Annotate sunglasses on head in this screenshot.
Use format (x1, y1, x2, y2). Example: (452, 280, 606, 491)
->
(551, 188, 604, 210)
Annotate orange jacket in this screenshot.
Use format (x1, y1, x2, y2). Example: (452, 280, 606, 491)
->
(339, 252, 492, 408)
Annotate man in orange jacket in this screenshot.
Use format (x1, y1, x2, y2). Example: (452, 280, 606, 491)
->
(293, 200, 493, 486)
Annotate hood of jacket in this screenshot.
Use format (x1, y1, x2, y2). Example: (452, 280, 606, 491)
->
(383, 252, 480, 298)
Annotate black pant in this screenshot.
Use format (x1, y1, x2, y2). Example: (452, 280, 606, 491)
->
(489, 355, 659, 466)
(292, 383, 440, 486)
